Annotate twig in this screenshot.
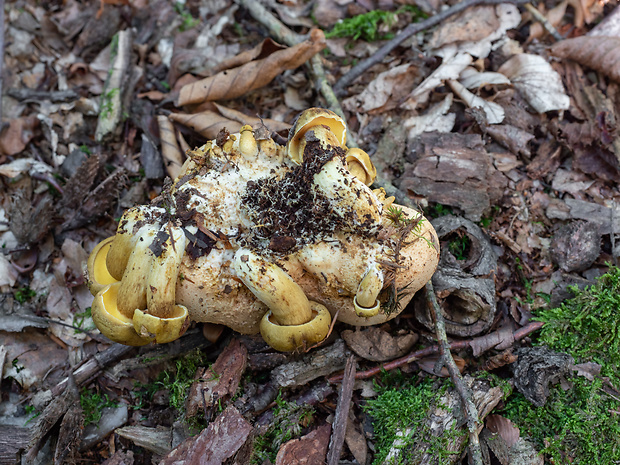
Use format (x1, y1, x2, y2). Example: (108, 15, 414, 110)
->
(233, 0, 354, 144)
(523, 2, 564, 41)
(334, 0, 531, 95)
(328, 320, 544, 382)
(326, 354, 356, 465)
(427, 280, 482, 465)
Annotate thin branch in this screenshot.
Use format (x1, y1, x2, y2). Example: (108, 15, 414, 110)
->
(334, 0, 531, 95)
(328, 320, 544, 383)
(427, 280, 482, 465)
(523, 2, 564, 41)
(326, 354, 356, 465)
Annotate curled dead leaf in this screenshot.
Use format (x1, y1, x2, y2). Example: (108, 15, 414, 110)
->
(178, 29, 326, 105)
(342, 327, 418, 362)
(551, 36, 620, 84)
(486, 414, 521, 448)
(157, 115, 184, 179)
(169, 111, 243, 140)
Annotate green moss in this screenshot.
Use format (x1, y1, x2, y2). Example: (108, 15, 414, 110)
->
(80, 388, 118, 426)
(503, 266, 620, 464)
(365, 374, 465, 464)
(251, 392, 315, 464)
(325, 6, 425, 42)
(15, 286, 36, 304)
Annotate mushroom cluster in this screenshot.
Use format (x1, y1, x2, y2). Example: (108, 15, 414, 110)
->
(86, 108, 440, 351)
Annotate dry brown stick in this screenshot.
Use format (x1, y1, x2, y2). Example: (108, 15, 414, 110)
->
(328, 320, 544, 383)
(334, 0, 531, 95)
(427, 280, 482, 465)
(326, 354, 356, 465)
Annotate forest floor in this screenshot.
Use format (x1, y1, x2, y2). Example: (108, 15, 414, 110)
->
(2, 0, 620, 463)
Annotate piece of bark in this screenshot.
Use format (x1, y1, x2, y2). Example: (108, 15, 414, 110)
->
(0, 425, 31, 464)
(546, 198, 620, 235)
(550, 221, 601, 272)
(415, 215, 497, 337)
(399, 132, 507, 221)
(481, 424, 543, 465)
(177, 29, 326, 105)
(275, 424, 332, 465)
(101, 450, 134, 465)
(95, 29, 132, 142)
(512, 347, 574, 407)
(115, 426, 173, 456)
(185, 338, 248, 418)
(271, 339, 349, 388)
(484, 124, 534, 158)
(140, 132, 165, 179)
(327, 355, 355, 465)
(342, 327, 418, 362)
(384, 375, 504, 465)
(344, 412, 367, 465)
(159, 406, 253, 465)
(527, 139, 562, 179)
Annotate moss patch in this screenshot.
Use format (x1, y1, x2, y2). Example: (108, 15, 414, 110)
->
(503, 266, 620, 463)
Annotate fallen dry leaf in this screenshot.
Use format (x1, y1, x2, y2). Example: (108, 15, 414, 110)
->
(551, 36, 620, 84)
(459, 67, 510, 89)
(178, 29, 326, 105)
(429, 5, 500, 50)
(169, 111, 243, 140)
(341, 327, 418, 362)
(527, 0, 567, 42)
(486, 414, 521, 448)
(157, 115, 184, 179)
(213, 38, 285, 73)
(343, 63, 420, 113)
(448, 79, 505, 124)
(498, 54, 570, 113)
(403, 94, 455, 140)
(213, 103, 292, 132)
(0, 116, 39, 156)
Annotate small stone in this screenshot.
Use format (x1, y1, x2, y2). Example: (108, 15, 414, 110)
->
(550, 221, 600, 272)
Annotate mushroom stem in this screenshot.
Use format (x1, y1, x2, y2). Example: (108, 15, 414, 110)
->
(117, 225, 158, 317)
(107, 206, 162, 279)
(147, 223, 187, 318)
(239, 125, 258, 159)
(233, 248, 312, 326)
(354, 263, 384, 317)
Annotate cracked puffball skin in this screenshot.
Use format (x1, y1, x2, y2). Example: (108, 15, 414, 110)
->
(86, 108, 440, 351)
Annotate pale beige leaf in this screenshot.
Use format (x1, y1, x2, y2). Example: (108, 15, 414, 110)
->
(157, 115, 184, 179)
(498, 53, 570, 113)
(448, 79, 505, 124)
(459, 67, 511, 89)
(168, 111, 243, 140)
(343, 63, 419, 113)
(212, 38, 285, 73)
(403, 94, 456, 140)
(178, 29, 326, 105)
(551, 36, 620, 84)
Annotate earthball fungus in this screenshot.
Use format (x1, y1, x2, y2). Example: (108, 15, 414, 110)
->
(86, 108, 440, 351)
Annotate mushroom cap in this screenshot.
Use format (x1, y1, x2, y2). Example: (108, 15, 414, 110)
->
(91, 283, 152, 346)
(260, 301, 331, 352)
(346, 147, 377, 186)
(133, 306, 190, 344)
(287, 108, 346, 164)
(87, 236, 119, 295)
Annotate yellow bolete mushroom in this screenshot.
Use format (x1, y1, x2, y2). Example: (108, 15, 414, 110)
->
(85, 107, 439, 351)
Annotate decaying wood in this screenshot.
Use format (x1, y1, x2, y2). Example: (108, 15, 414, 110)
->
(275, 423, 332, 465)
(416, 215, 497, 337)
(546, 197, 620, 235)
(95, 29, 133, 142)
(513, 347, 574, 407)
(427, 281, 483, 465)
(326, 354, 356, 465)
(399, 132, 508, 221)
(159, 406, 253, 465)
(0, 425, 31, 464)
(115, 425, 174, 456)
(271, 339, 349, 388)
(384, 375, 503, 465)
(481, 417, 543, 465)
(186, 338, 247, 418)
